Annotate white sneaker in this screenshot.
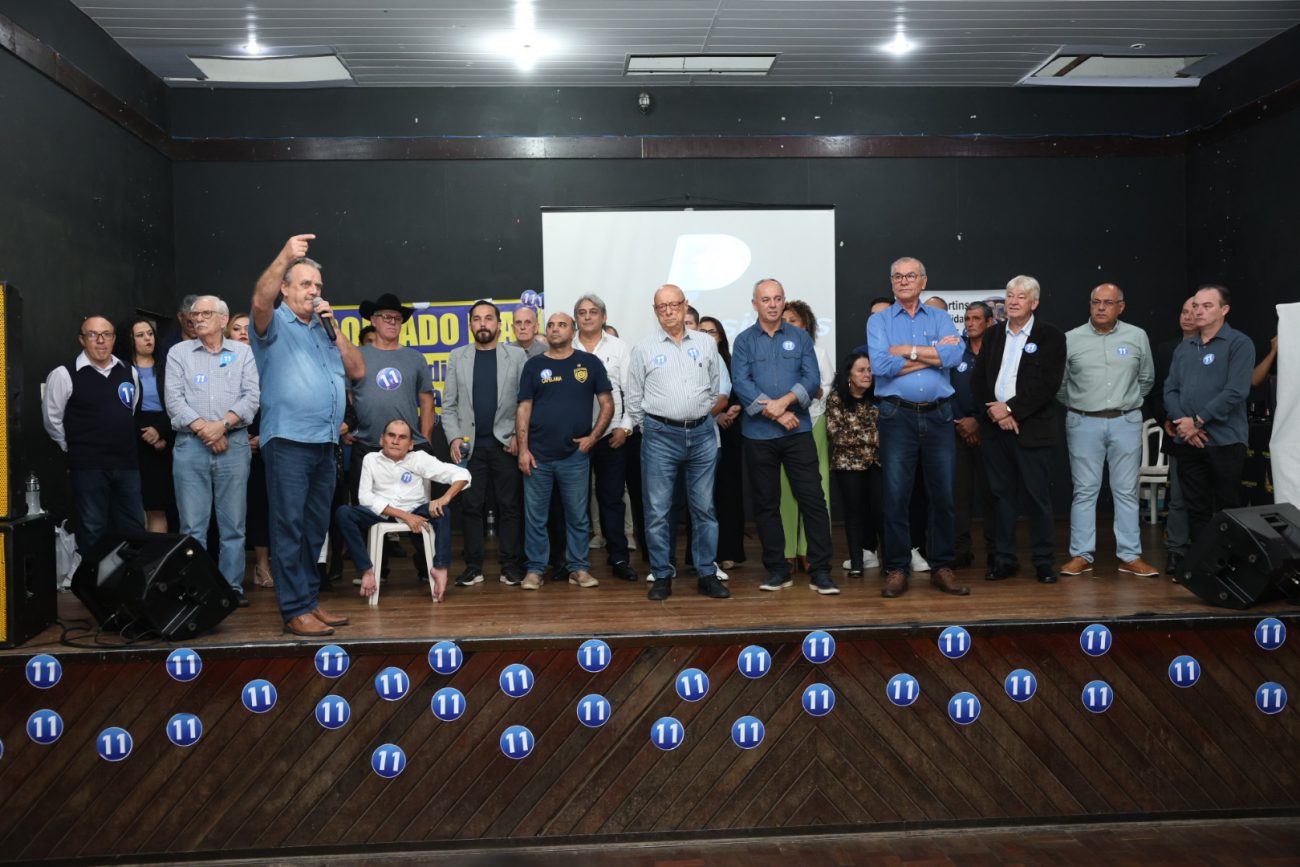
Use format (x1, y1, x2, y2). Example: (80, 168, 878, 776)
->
(842, 559, 853, 570)
(714, 564, 729, 582)
(910, 548, 931, 572)
(862, 550, 880, 569)
(589, 535, 606, 549)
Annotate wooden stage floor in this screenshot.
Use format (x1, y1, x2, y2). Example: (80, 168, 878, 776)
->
(9, 521, 1296, 657)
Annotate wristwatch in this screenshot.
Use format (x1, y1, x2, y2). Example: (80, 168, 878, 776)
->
(909, 345, 918, 361)
(223, 419, 235, 432)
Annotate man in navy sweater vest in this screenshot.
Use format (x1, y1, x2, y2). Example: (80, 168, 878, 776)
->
(42, 316, 146, 553)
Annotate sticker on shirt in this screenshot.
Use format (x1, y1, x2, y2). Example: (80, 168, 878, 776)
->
(1115, 346, 1131, 357)
(400, 471, 414, 484)
(653, 355, 667, 367)
(1202, 353, 1216, 366)
(219, 351, 235, 367)
(1024, 342, 1038, 354)
(782, 340, 795, 351)
(117, 382, 136, 407)
(687, 347, 700, 360)
(194, 373, 207, 385)
(375, 368, 403, 390)
(957, 362, 968, 373)
(574, 366, 589, 384)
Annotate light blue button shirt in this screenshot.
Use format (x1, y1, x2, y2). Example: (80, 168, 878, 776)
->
(251, 303, 346, 446)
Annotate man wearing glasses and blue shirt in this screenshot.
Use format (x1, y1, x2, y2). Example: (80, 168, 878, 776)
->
(867, 257, 970, 599)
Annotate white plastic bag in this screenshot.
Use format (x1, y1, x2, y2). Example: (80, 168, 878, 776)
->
(55, 520, 80, 590)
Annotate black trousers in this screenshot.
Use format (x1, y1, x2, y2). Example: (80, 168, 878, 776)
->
(623, 429, 650, 562)
(459, 439, 523, 577)
(590, 435, 631, 565)
(745, 433, 833, 578)
(980, 427, 1056, 570)
(1171, 442, 1247, 540)
(954, 431, 996, 563)
(834, 467, 882, 569)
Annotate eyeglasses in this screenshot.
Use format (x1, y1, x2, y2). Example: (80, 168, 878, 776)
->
(190, 310, 222, 320)
(371, 313, 403, 324)
(1090, 299, 1122, 308)
(81, 331, 114, 341)
(891, 272, 924, 284)
(654, 300, 686, 313)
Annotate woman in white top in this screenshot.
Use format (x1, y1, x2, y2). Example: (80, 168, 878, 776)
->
(778, 300, 835, 571)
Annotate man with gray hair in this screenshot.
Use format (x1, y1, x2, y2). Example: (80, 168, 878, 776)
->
(1058, 283, 1158, 578)
(165, 294, 261, 604)
(575, 293, 638, 581)
(972, 275, 1067, 584)
(512, 304, 547, 358)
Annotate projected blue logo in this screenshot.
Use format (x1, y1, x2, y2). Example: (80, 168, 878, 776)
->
(1256, 682, 1288, 715)
(1082, 680, 1114, 713)
(27, 710, 63, 745)
(166, 648, 202, 682)
(738, 645, 771, 679)
(1080, 623, 1112, 657)
(371, 744, 406, 778)
(938, 625, 971, 659)
(651, 716, 684, 751)
(577, 694, 611, 728)
(802, 683, 836, 717)
(1168, 655, 1201, 688)
(1004, 669, 1038, 702)
(578, 639, 611, 673)
(802, 630, 836, 664)
(431, 687, 466, 722)
(314, 644, 350, 678)
(1255, 618, 1287, 650)
(242, 679, 278, 713)
(731, 716, 765, 750)
(26, 654, 61, 689)
(501, 725, 535, 760)
(948, 692, 981, 725)
(675, 667, 710, 701)
(428, 640, 463, 674)
(375, 667, 410, 701)
(886, 673, 920, 707)
(500, 663, 534, 698)
(315, 696, 351, 730)
(166, 713, 203, 747)
(97, 727, 133, 762)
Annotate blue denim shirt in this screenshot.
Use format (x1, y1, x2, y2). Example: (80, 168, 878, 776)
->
(251, 303, 346, 446)
(731, 320, 818, 440)
(867, 303, 964, 402)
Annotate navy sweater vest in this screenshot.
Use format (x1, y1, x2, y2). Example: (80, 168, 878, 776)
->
(63, 361, 138, 471)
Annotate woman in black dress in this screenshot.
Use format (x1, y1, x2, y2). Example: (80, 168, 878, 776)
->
(226, 313, 273, 588)
(115, 317, 171, 532)
(698, 316, 746, 569)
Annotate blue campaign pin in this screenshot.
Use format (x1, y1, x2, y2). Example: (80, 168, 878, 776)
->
(428, 640, 463, 674)
(651, 716, 685, 751)
(165, 648, 202, 682)
(1255, 617, 1287, 650)
(242, 679, 278, 713)
(1202, 353, 1216, 365)
(376, 367, 403, 390)
(1080, 623, 1112, 656)
(193, 373, 207, 385)
(375, 666, 411, 701)
(1024, 342, 1038, 354)
(371, 744, 406, 778)
(738, 645, 772, 679)
(118, 381, 135, 407)
(1256, 682, 1288, 715)
(314, 644, 350, 678)
(886, 673, 920, 707)
(97, 727, 133, 762)
(27, 709, 63, 745)
(782, 340, 795, 351)
(948, 692, 981, 725)
(938, 625, 971, 659)
(26, 654, 62, 689)
(500, 725, 535, 760)
(1168, 655, 1201, 688)
(675, 667, 710, 701)
(577, 693, 612, 728)
(577, 639, 611, 673)
(166, 713, 203, 746)
(1004, 669, 1038, 702)
(1082, 679, 1114, 713)
(1116, 346, 1130, 357)
(957, 361, 968, 372)
(314, 695, 351, 730)
(653, 354, 667, 367)
(500, 663, 534, 698)
(731, 715, 766, 750)
(431, 687, 466, 722)
(802, 630, 836, 664)
(219, 351, 234, 367)
(802, 683, 836, 717)
(400, 471, 414, 484)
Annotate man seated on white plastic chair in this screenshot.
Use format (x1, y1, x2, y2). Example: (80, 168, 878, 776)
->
(335, 419, 470, 602)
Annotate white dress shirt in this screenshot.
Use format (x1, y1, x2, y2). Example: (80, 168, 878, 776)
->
(359, 449, 472, 516)
(995, 315, 1035, 404)
(577, 331, 631, 436)
(42, 352, 139, 452)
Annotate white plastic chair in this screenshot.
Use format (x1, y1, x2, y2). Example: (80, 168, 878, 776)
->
(364, 480, 438, 606)
(1138, 418, 1170, 524)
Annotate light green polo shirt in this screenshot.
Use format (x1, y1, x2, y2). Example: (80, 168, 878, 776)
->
(1058, 319, 1154, 412)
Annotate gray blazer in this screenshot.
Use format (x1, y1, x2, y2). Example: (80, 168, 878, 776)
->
(442, 342, 527, 447)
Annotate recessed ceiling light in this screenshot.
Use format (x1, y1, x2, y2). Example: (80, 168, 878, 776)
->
(242, 32, 263, 55)
(1131, 42, 1147, 50)
(882, 31, 915, 56)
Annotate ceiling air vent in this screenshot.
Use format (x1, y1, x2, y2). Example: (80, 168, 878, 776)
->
(1021, 52, 1206, 88)
(626, 54, 777, 76)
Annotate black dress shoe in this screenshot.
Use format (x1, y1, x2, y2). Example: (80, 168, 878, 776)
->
(1165, 554, 1183, 577)
(612, 561, 639, 582)
(647, 578, 672, 601)
(1036, 564, 1058, 584)
(698, 575, 731, 598)
(236, 594, 251, 608)
(985, 565, 1018, 581)
(952, 552, 974, 569)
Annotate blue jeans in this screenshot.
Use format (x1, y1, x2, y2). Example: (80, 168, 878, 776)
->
(642, 416, 719, 580)
(1066, 410, 1143, 562)
(173, 430, 251, 593)
(877, 399, 956, 572)
(69, 467, 145, 554)
(262, 439, 336, 621)
(523, 449, 591, 574)
(334, 503, 451, 572)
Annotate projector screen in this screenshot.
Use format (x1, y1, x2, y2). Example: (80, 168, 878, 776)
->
(541, 206, 836, 363)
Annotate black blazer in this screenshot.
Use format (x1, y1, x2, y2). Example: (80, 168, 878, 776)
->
(972, 319, 1066, 448)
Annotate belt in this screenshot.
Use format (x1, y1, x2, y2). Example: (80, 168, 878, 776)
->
(647, 413, 711, 429)
(882, 395, 949, 413)
(1069, 408, 1131, 419)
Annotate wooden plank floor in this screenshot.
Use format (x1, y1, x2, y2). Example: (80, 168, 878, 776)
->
(6, 521, 1296, 657)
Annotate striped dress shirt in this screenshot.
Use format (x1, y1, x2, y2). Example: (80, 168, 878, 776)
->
(624, 327, 721, 428)
(165, 338, 260, 431)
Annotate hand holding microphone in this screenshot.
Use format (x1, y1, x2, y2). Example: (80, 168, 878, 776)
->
(312, 296, 338, 341)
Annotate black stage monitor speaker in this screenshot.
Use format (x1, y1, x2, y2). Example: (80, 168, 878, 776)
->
(71, 533, 238, 638)
(0, 281, 24, 521)
(0, 515, 57, 648)
(1180, 503, 1300, 609)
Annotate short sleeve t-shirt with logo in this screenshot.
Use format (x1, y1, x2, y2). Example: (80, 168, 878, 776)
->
(351, 345, 435, 447)
(518, 350, 611, 462)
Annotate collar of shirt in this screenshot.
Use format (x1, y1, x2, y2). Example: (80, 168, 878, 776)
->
(1008, 314, 1036, 338)
(1191, 321, 1236, 349)
(189, 337, 241, 355)
(1087, 319, 1124, 337)
(75, 351, 125, 372)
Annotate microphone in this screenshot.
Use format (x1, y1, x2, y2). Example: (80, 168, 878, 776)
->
(312, 296, 337, 341)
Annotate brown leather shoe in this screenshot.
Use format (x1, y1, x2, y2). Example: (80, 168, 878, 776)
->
(284, 613, 334, 637)
(930, 567, 970, 596)
(310, 606, 349, 627)
(1060, 556, 1092, 576)
(1118, 557, 1160, 577)
(882, 569, 908, 598)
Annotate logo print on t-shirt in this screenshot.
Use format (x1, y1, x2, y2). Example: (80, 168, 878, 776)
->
(376, 368, 403, 391)
(400, 471, 414, 484)
(1024, 342, 1038, 354)
(117, 382, 136, 407)
(782, 340, 795, 351)
(1202, 353, 1216, 366)
(575, 366, 589, 384)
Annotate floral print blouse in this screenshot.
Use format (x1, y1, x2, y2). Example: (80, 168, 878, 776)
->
(825, 389, 880, 471)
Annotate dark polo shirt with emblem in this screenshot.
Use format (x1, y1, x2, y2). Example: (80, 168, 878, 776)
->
(518, 350, 611, 462)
